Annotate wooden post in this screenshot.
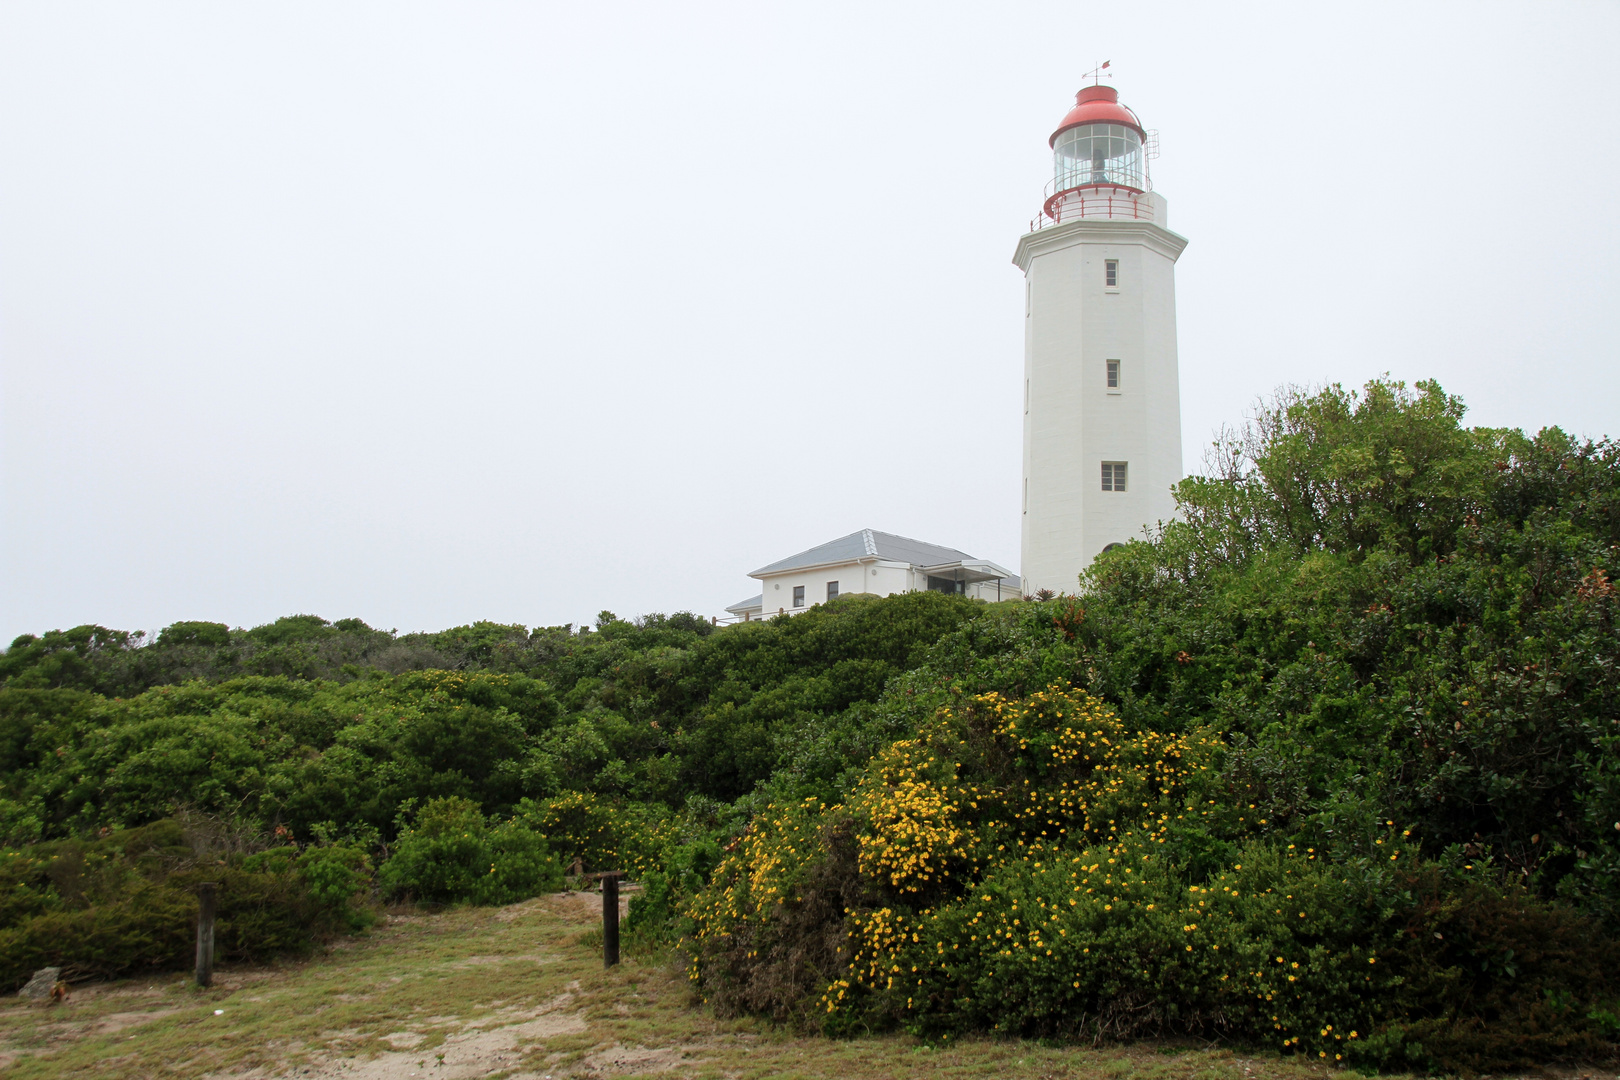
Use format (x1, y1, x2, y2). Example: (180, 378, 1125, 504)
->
(195, 882, 218, 987)
(602, 873, 620, 968)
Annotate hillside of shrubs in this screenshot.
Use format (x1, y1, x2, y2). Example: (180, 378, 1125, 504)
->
(2, 379, 1617, 1072)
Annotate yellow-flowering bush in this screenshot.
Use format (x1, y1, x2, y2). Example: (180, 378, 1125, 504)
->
(689, 686, 1231, 1026)
(834, 834, 1400, 1063)
(516, 792, 676, 878)
(687, 685, 1620, 1070)
(850, 766, 970, 898)
(687, 795, 866, 1022)
(844, 686, 1219, 899)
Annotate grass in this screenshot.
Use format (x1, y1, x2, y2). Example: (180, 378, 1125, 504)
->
(0, 891, 1604, 1079)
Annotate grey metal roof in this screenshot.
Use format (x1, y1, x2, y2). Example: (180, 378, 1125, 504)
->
(750, 529, 979, 577)
(725, 594, 763, 613)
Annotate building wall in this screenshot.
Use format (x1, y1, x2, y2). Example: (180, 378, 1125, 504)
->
(756, 560, 892, 616)
(759, 567, 848, 616)
(1015, 199, 1187, 595)
(753, 560, 1013, 616)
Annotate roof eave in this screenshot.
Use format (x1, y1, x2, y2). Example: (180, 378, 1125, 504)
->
(748, 555, 877, 580)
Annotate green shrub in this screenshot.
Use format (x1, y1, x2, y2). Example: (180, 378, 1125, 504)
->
(293, 843, 374, 930)
(1376, 871, 1620, 1073)
(0, 820, 374, 987)
(0, 879, 195, 986)
(623, 869, 672, 940)
(0, 798, 43, 848)
(378, 797, 562, 905)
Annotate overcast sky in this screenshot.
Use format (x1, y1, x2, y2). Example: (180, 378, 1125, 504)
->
(2, 2, 1617, 642)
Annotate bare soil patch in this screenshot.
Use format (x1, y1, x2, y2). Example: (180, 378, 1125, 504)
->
(583, 1041, 702, 1074)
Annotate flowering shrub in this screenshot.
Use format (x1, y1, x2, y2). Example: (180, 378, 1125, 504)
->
(515, 791, 677, 878)
(845, 688, 1219, 900)
(687, 796, 867, 1022)
(688, 685, 1620, 1071)
(838, 837, 1406, 1065)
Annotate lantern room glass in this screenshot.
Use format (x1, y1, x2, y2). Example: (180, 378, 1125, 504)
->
(1053, 123, 1144, 192)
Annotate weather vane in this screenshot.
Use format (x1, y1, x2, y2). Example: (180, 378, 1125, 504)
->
(1082, 60, 1113, 85)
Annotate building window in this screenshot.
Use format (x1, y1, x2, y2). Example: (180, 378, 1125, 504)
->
(1105, 259, 1118, 287)
(792, 585, 805, 608)
(1106, 359, 1120, 388)
(1102, 461, 1128, 491)
(827, 580, 839, 602)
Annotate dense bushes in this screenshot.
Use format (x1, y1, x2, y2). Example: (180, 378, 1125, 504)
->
(683, 380, 1620, 1070)
(1060, 384, 1620, 921)
(378, 797, 562, 904)
(514, 792, 676, 877)
(1381, 871, 1620, 1071)
(689, 686, 1620, 1072)
(0, 818, 372, 988)
(0, 594, 979, 987)
(0, 594, 980, 839)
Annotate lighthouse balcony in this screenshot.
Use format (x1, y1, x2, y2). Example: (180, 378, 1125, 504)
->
(1031, 183, 1159, 232)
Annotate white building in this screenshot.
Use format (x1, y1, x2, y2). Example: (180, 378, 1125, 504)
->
(726, 529, 1017, 621)
(1016, 83, 1187, 596)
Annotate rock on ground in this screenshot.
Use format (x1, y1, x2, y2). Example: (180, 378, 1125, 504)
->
(17, 968, 61, 1000)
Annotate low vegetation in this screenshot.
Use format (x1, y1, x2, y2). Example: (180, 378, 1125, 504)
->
(2, 378, 1617, 1073)
(0, 815, 372, 987)
(0, 889, 1386, 1080)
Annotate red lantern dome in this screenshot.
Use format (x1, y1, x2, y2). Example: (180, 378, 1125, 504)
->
(1040, 83, 1153, 220)
(1049, 85, 1145, 146)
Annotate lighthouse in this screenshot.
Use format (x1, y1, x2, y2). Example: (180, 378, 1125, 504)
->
(1015, 82, 1187, 596)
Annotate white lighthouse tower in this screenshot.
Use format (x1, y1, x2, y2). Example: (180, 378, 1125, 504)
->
(1015, 81, 1188, 596)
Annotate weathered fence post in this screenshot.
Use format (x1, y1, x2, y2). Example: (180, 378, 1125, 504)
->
(195, 882, 218, 987)
(602, 872, 621, 968)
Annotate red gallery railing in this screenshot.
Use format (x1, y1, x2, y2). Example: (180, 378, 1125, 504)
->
(1029, 183, 1156, 232)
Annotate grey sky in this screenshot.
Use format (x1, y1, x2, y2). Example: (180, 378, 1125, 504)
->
(3, 2, 1617, 642)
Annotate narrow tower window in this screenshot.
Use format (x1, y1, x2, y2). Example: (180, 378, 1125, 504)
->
(1105, 260, 1118, 287)
(1101, 462, 1128, 492)
(1106, 359, 1120, 388)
